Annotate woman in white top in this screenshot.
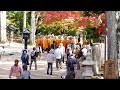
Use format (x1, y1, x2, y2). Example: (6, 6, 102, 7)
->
(59, 43, 65, 63)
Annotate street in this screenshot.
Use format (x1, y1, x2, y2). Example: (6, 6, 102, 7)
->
(0, 43, 82, 79)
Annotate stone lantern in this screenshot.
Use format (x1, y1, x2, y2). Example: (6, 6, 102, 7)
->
(81, 51, 95, 79)
(23, 29, 30, 49)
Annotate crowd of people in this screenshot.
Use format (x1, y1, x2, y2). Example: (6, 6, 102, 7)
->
(9, 35, 92, 79)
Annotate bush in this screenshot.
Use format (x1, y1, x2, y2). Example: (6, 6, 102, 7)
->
(0, 41, 6, 44)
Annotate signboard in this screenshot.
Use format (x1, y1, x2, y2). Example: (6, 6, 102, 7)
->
(104, 60, 116, 79)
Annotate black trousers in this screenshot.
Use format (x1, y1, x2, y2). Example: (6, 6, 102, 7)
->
(67, 54, 70, 61)
(30, 59, 37, 70)
(47, 63, 53, 74)
(62, 56, 64, 63)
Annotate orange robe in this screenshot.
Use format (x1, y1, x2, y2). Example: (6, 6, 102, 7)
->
(68, 39, 74, 44)
(49, 38, 54, 46)
(55, 39, 59, 47)
(35, 39, 39, 47)
(83, 39, 88, 45)
(43, 38, 49, 49)
(57, 38, 62, 46)
(47, 38, 51, 49)
(62, 39, 68, 49)
(36, 38, 42, 46)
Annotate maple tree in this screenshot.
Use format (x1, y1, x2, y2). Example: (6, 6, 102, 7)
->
(42, 11, 83, 24)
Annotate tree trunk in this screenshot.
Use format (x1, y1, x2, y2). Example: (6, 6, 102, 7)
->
(106, 11, 119, 78)
(23, 11, 26, 32)
(0, 11, 7, 42)
(30, 11, 36, 45)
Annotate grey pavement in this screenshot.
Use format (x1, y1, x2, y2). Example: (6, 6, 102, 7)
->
(0, 42, 83, 79)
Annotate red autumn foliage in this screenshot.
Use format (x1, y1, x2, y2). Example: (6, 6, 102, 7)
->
(42, 11, 82, 24)
(79, 16, 99, 29)
(96, 13, 106, 35)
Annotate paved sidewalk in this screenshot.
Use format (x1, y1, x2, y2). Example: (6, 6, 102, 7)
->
(0, 42, 83, 79)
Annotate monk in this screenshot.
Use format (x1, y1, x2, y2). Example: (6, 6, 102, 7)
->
(68, 37, 74, 45)
(49, 36, 54, 47)
(55, 36, 59, 47)
(42, 36, 48, 52)
(57, 36, 62, 47)
(47, 36, 51, 53)
(83, 39, 88, 45)
(62, 37, 68, 51)
(35, 38, 39, 47)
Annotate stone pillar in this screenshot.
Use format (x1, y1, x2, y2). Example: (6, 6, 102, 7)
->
(0, 11, 7, 42)
(106, 11, 118, 78)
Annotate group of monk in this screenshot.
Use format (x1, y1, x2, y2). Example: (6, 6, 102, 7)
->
(35, 35, 79, 52)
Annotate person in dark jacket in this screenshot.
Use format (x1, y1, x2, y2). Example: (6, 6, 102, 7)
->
(65, 64, 75, 79)
(30, 47, 37, 70)
(50, 41, 56, 50)
(21, 50, 29, 65)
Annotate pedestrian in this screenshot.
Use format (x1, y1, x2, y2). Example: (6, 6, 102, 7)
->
(47, 49, 55, 75)
(21, 50, 29, 65)
(74, 45, 81, 70)
(36, 44, 42, 60)
(30, 47, 37, 70)
(21, 64, 31, 79)
(50, 41, 56, 50)
(9, 59, 21, 79)
(66, 44, 72, 61)
(54, 47, 62, 69)
(68, 54, 77, 65)
(81, 45, 87, 60)
(65, 64, 75, 79)
(59, 43, 65, 63)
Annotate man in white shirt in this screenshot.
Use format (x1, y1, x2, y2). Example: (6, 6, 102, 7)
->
(81, 45, 87, 57)
(54, 47, 62, 69)
(59, 43, 65, 63)
(47, 49, 55, 75)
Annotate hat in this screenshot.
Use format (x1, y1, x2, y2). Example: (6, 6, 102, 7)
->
(49, 49, 54, 54)
(22, 49, 27, 53)
(76, 45, 80, 49)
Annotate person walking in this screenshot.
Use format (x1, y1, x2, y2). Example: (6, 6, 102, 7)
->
(50, 41, 56, 50)
(21, 64, 31, 79)
(81, 45, 87, 60)
(54, 47, 62, 70)
(59, 43, 65, 63)
(30, 47, 37, 70)
(36, 44, 42, 60)
(47, 49, 55, 75)
(66, 45, 72, 61)
(21, 50, 29, 65)
(65, 64, 75, 79)
(9, 59, 21, 79)
(74, 45, 81, 70)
